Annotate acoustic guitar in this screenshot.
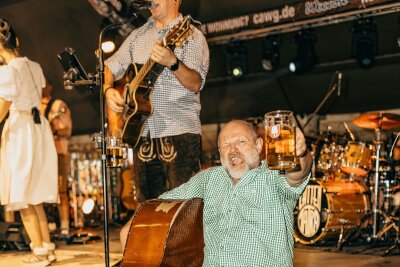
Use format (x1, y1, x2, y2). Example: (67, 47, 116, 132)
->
(118, 16, 195, 148)
(120, 168, 138, 211)
(113, 198, 204, 267)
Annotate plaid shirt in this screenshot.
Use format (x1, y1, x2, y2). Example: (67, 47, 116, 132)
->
(105, 15, 210, 138)
(160, 161, 310, 267)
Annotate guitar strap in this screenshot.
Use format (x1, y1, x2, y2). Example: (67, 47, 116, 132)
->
(44, 98, 56, 120)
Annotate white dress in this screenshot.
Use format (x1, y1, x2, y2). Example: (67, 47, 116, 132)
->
(0, 57, 58, 211)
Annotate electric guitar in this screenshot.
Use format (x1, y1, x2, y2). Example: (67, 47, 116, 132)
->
(119, 16, 194, 148)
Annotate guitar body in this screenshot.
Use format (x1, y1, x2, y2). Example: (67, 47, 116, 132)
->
(114, 198, 204, 267)
(120, 168, 138, 211)
(121, 63, 155, 148)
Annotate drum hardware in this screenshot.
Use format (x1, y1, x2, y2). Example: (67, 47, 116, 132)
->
(302, 71, 343, 177)
(343, 122, 356, 141)
(389, 130, 400, 160)
(337, 111, 400, 255)
(323, 228, 352, 232)
(326, 209, 343, 213)
(302, 71, 343, 130)
(338, 225, 345, 246)
(353, 112, 393, 238)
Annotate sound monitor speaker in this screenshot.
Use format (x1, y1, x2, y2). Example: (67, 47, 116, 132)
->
(0, 222, 9, 241)
(0, 222, 30, 251)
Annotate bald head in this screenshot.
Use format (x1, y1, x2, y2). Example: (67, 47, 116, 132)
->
(218, 120, 257, 147)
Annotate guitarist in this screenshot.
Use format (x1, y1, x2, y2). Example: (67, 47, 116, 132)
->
(104, 0, 210, 202)
(41, 78, 73, 236)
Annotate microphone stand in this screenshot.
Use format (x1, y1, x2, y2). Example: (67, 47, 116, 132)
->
(96, 12, 139, 267)
(301, 71, 341, 178)
(303, 71, 342, 129)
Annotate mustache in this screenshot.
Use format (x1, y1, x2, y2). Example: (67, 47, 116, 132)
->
(228, 151, 243, 161)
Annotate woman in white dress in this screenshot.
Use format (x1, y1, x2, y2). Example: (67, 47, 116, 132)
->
(0, 19, 58, 267)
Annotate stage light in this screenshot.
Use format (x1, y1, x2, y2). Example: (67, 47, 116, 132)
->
(224, 41, 247, 79)
(351, 19, 377, 69)
(101, 41, 116, 54)
(288, 30, 318, 74)
(261, 36, 280, 72)
(82, 198, 95, 214)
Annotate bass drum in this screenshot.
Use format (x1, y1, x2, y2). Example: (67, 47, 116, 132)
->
(294, 179, 370, 244)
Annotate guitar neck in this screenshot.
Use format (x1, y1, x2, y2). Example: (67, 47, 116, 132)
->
(129, 59, 159, 92)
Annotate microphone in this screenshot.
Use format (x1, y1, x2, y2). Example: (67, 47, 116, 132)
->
(131, 0, 155, 10)
(337, 71, 342, 96)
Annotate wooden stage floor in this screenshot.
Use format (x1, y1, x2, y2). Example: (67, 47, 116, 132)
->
(1, 226, 400, 267)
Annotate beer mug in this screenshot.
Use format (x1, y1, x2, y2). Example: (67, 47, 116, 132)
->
(264, 110, 296, 170)
(106, 136, 128, 168)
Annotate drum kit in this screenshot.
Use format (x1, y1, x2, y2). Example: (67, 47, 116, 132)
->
(294, 111, 400, 255)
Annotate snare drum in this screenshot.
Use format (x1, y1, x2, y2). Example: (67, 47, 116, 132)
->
(341, 142, 372, 176)
(294, 179, 370, 244)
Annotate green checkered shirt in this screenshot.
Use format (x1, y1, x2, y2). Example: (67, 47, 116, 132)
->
(159, 161, 310, 267)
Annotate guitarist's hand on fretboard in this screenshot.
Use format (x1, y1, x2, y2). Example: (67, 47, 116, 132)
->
(150, 40, 177, 68)
(105, 87, 124, 113)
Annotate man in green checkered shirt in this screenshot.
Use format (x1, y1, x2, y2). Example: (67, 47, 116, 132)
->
(121, 120, 312, 266)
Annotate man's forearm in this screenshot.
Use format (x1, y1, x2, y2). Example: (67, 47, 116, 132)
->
(284, 150, 312, 186)
(104, 66, 116, 92)
(172, 62, 202, 93)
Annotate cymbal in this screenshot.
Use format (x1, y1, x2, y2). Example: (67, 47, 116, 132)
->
(352, 112, 400, 130)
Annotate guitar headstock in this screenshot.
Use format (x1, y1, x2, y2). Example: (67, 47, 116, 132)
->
(164, 15, 194, 49)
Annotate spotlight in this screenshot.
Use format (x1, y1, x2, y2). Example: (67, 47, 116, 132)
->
(351, 19, 377, 69)
(261, 36, 280, 72)
(224, 41, 247, 79)
(82, 198, 95, 214)
(100, 18, 122, 55)
(101, 41, 116, 54)
(81, 197, 101, 228)
(289, 30, 318, 74)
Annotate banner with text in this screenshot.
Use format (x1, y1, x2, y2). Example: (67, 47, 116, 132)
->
(200, 0, 392, 37)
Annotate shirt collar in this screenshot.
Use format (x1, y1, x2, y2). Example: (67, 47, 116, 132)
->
(148, 13, 183, 33)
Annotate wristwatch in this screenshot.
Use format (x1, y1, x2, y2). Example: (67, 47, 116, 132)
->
(169, 57, 180, 71)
